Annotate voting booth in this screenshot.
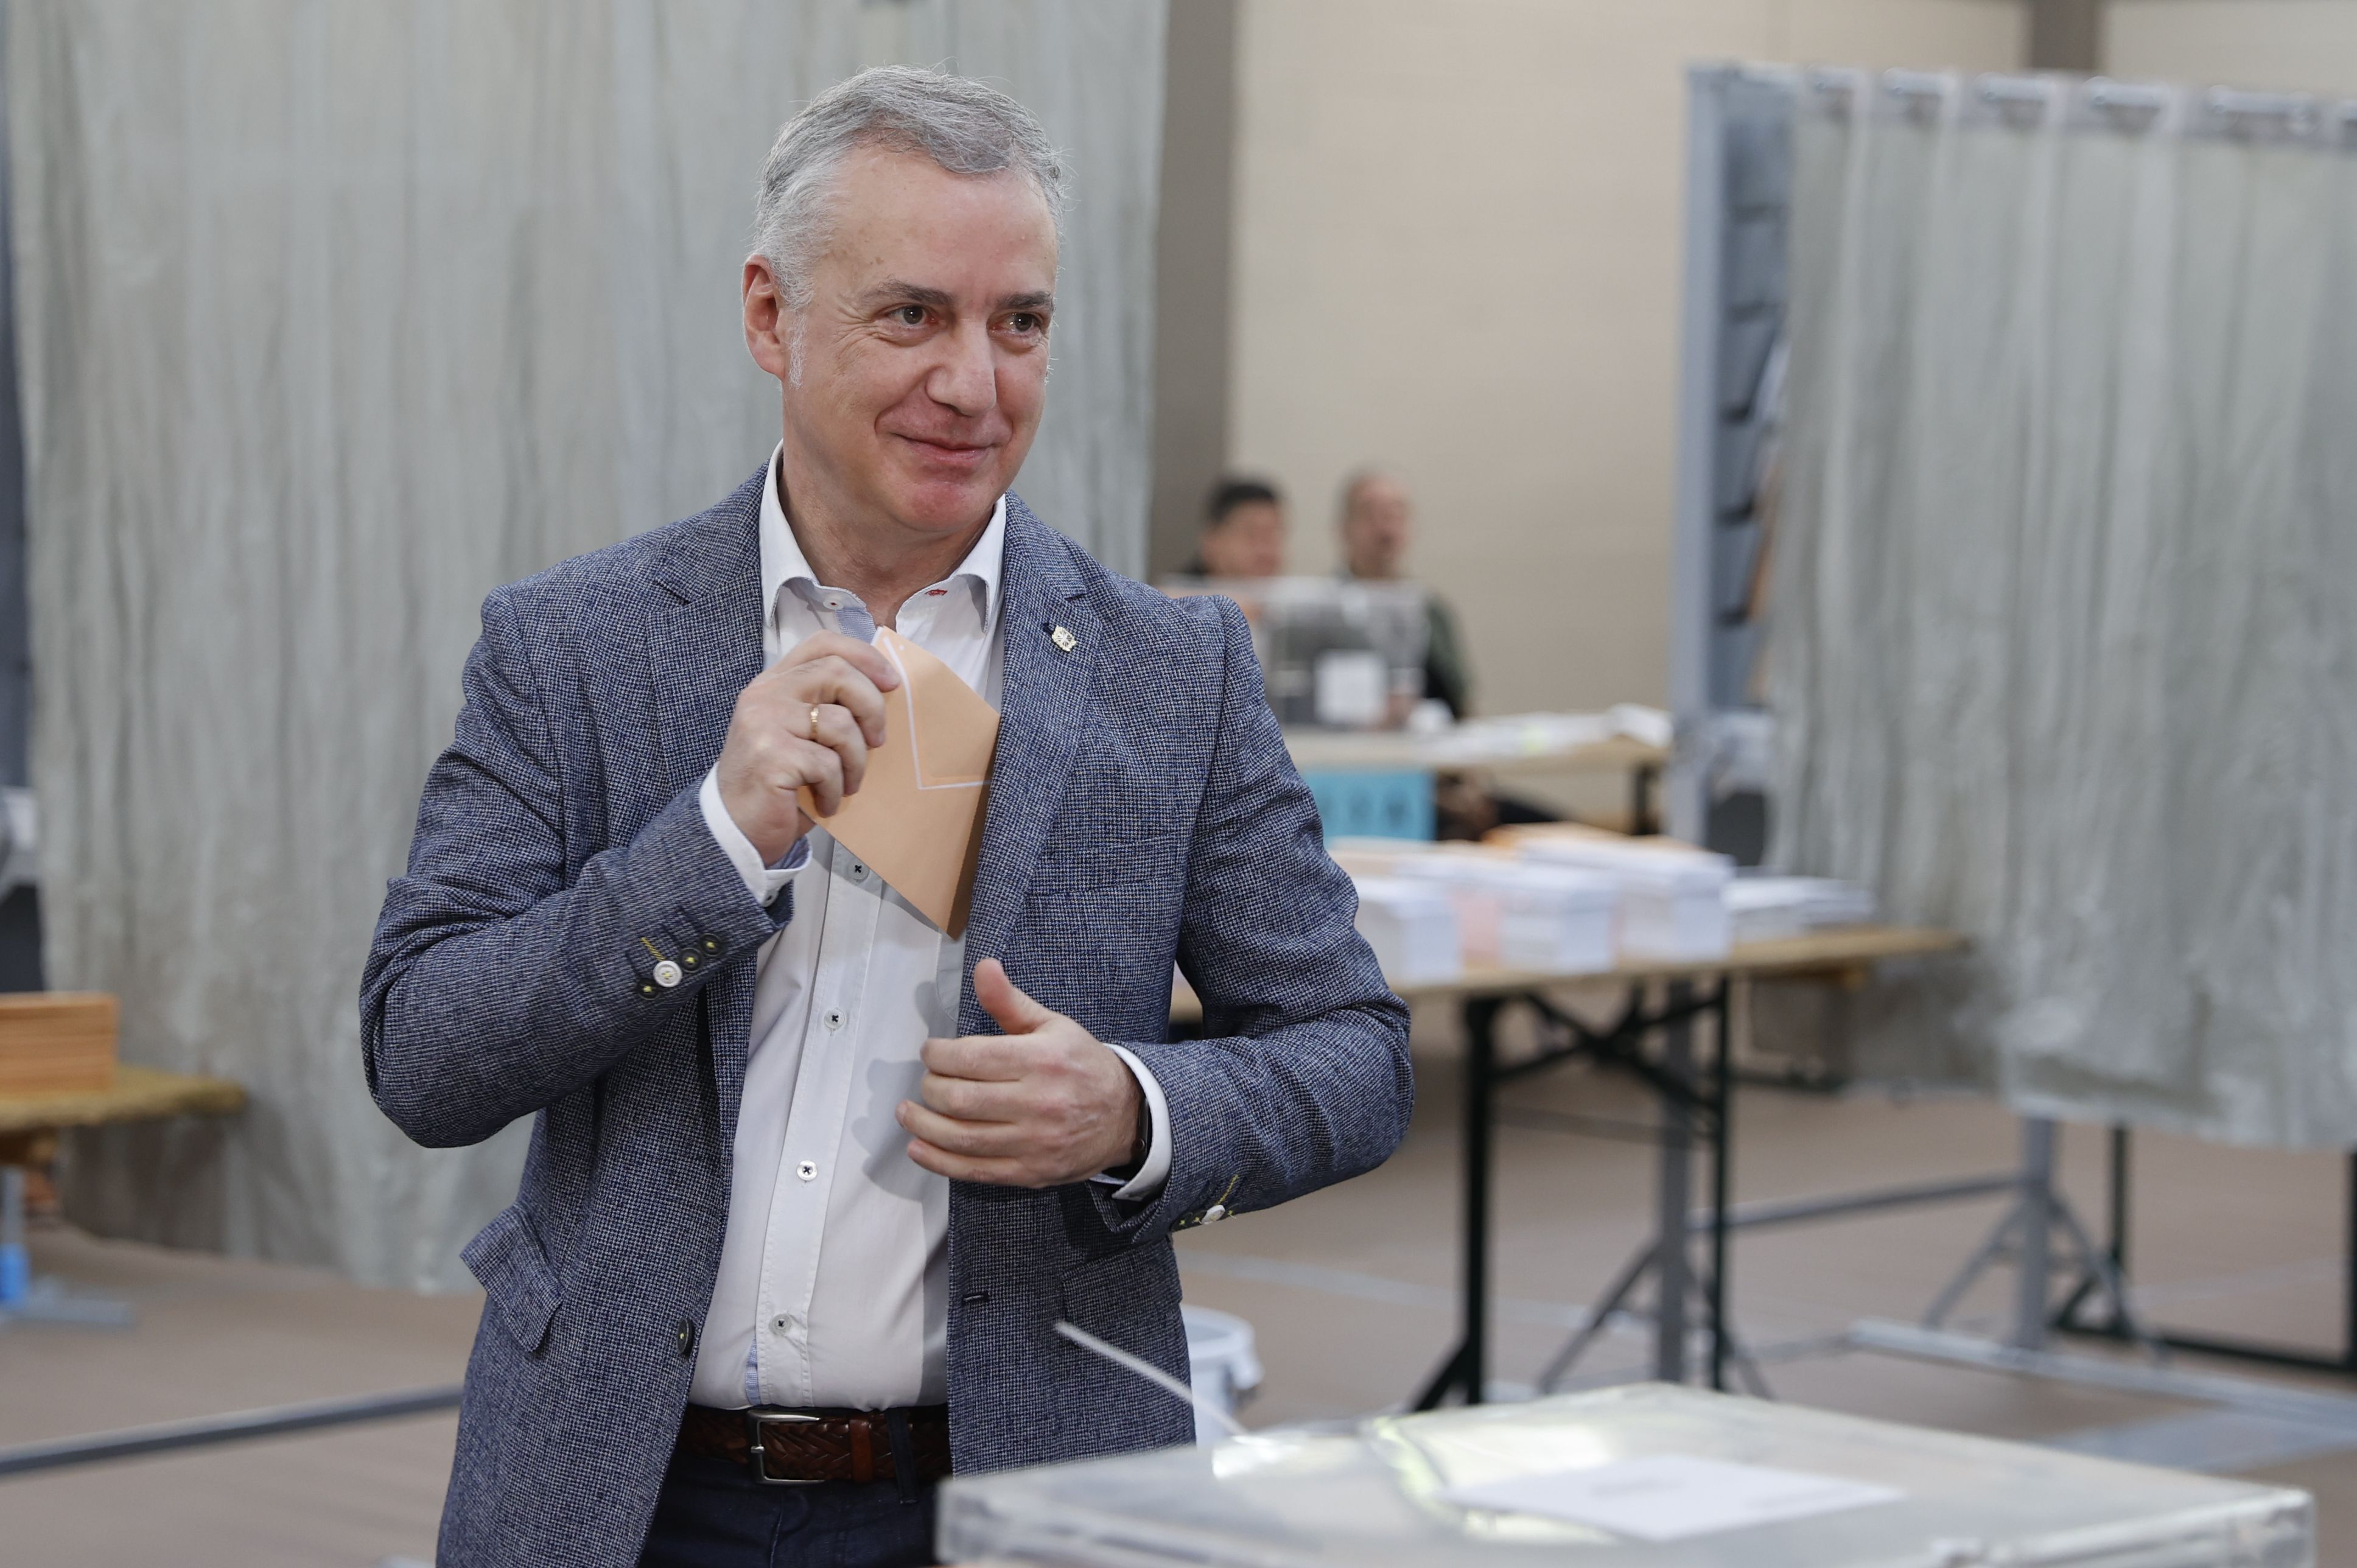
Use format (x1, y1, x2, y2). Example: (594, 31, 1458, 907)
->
(938, 1384, 2312, 1566)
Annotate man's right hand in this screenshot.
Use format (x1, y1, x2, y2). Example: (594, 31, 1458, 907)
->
(714, 631, 902, 864)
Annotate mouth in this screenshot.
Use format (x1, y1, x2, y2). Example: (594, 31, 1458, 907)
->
(895, 433, 997, 461)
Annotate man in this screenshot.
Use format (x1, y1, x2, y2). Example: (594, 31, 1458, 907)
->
(1337, 469, 1470, 718)
(362, 68, 1411, 1568)
(1187, 475, 1287, 579)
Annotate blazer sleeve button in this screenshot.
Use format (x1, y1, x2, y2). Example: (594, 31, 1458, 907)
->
(701, 936, 723, 954)
(676, 1319, 698, 1359)
(639, 982, 658, 998)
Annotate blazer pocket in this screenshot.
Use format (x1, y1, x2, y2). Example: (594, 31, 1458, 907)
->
(1059, 1241, 1182, 1348)
(462, 1203, 562, 1356)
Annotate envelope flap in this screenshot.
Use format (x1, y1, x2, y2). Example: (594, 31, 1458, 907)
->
(880, 629, 998, 788)
(802, 630, 1001, 934)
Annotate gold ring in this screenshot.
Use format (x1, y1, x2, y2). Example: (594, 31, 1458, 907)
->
(810, 704, 823, 740)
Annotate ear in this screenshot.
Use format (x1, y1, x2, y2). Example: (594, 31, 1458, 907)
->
(743, 255, 794, 383)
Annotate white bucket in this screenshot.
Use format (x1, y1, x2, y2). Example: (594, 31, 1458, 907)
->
(1182, 1304, 1263, 1445)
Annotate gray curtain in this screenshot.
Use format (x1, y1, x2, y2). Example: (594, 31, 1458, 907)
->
(10, 0, 1165, 1288)
(1771, 70, 2357, 1146)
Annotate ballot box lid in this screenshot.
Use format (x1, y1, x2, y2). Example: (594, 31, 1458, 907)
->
(937, 1384, 2311, 1567)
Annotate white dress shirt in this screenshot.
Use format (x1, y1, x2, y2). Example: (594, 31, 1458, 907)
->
(688, 450, 1170, 1411)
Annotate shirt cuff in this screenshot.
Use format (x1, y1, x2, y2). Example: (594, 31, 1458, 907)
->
(1091, 1043, 1172, 1201)
(698, 766, 808, 907)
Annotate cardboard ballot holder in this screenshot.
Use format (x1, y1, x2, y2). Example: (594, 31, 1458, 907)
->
(937, 1384, 2311, 1566)
(800, 628, 1000, 936)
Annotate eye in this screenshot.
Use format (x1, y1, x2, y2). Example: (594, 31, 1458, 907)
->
(1004, 312, 1045, 337)
(892, 304, 928, 327)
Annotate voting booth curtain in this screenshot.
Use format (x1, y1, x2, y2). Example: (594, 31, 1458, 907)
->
(9, 0, 1166, 1289)
(1770, 72, 2357, 1146)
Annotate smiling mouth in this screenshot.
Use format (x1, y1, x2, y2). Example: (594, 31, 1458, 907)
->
(898, 435, 996, 460)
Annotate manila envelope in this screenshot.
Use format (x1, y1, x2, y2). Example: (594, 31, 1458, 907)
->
(799, 627, 1001, 935)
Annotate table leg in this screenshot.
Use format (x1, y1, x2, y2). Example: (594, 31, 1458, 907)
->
(1630, 763, 1659, 836)
(1413, 996, 1501, 1409)
(2344, 1152, 2357, 1369)
(1655, 982, 1694, 1382)
(1708, 981, 1732, 1392)
(1461, 996, 1498, 1404)
(2013, 1118, 2056, 1351)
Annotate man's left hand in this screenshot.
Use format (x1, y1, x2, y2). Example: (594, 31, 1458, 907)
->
(898, 959, 1142, 1188)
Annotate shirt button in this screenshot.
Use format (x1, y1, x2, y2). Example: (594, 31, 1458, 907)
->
(772, 1315, 792, 1335)
(796, 1160, 818, 1182)
(823, 1008, 846, 1031)
(653, 959, 683, 989)
(848, 862, 868, 882)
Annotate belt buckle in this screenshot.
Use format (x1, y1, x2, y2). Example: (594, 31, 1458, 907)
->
(744, 1405, 824, 1486)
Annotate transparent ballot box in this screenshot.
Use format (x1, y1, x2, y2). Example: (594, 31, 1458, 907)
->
(937, 1385, 2313, 1567)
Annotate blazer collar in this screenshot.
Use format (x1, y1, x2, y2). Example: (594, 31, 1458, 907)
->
(959, 495, 1098, 1006)
(651, 469, 765, 607)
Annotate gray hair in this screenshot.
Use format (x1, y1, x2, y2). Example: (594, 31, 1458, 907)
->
(754, 66, 1066, 313)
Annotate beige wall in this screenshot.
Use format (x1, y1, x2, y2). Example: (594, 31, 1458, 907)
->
(2106, 0, 2357, 94)
(1226, 0, 2026, 718)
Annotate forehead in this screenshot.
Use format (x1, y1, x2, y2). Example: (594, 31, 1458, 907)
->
(818, 144, 1057, 289)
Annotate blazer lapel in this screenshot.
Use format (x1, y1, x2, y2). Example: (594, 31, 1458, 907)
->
(647, 471, 768, 1137)
(959, 497, 1098, 1031)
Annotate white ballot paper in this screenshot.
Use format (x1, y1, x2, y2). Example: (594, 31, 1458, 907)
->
(1444, 1454, 1900, 1541)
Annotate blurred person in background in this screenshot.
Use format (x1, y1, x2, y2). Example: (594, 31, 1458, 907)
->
(1337, 469, 1469, 719)
(1186, 474, 1287, 579)
(363, 66, 1410, 1568)
(1336, 470, 1558, 837)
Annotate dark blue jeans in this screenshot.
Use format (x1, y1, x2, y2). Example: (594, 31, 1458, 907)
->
(636, 1454, 938, 1568)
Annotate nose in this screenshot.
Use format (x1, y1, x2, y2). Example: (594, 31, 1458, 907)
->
(928, 319, 998, 418)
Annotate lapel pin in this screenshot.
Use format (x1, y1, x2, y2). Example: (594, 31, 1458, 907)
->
(1049, 625, 1077, 653)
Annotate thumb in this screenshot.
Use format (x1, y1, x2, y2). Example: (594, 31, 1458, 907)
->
(973, 957, 1054, 1035)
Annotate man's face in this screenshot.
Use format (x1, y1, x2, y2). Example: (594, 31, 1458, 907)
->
(746, 147, 1057, 544)
(1201, 500, 1287, 579)
(1343, 477, 1412, 579)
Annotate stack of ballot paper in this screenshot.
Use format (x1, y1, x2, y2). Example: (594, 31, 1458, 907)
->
(1509, 828, 1735, 962)
(1348, 876, 1462, 984)
(1725, 875, 1876, 945)
(1494, 865, 1621, 973)
(1419, 704, 1674, 766)
(1379, 850, 1516, 965)
(1384, 856, 1618, 975)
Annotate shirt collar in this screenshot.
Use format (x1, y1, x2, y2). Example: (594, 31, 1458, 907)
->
(758, 443, 1006, 634)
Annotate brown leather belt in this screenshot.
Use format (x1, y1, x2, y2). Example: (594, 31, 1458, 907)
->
(676, 1402, 952, 1485)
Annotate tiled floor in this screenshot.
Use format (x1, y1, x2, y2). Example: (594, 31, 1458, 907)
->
(7, 1005, 2357, 1564)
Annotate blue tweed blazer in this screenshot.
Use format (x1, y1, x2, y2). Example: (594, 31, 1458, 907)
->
(360, 474, 1413, 1568)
